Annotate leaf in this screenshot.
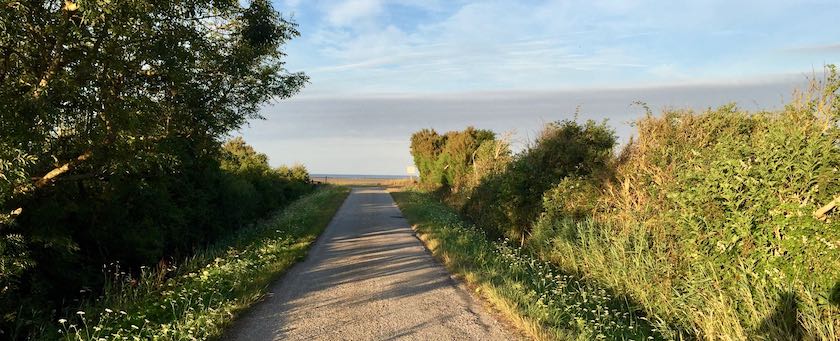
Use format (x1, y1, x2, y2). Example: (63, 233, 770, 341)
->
(63, 0, 78, 11)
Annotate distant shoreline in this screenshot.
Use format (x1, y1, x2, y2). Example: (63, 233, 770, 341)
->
(310, 174, 416, 187)
(311, 174, 412, 180)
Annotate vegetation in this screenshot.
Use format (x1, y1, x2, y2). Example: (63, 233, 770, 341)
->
(393, 190, 663, 340)
(406, 68, 840, 340)
(52, 186, 348, 340)
(409, 127, 500, 193)
(219, 137, 313, 226)
(462, 120, 615, 243)
(0, 0, 311, 337)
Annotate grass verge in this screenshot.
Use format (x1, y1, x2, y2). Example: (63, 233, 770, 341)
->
(49, 186, 349, 340)
(392, 189, 665, 341)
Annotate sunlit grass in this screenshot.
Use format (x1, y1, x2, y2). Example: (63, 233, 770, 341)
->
(48, 186, 349, 340)
(392, 189, 663, 341)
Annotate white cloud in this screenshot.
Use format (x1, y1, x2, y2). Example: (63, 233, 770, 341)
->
(782, 43, 840, 54)
(325, 0, 384, 26)
(302, 1, 655, 94)
(284, 0, 303, 8)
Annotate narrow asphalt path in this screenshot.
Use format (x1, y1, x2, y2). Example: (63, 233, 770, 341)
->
(223, 187, 515, 340)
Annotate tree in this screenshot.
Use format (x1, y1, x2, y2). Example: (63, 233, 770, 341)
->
(221, 137, 272, 175)
(0, 0, 306, 224)
(0, 1, 307, 333)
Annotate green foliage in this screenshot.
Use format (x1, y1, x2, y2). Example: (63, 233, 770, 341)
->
(1, 0, 306, 201)
(221, 137, 272, 175)
(218, 137, 313, 226)
(409, 127, 500, 192)
(438, 127, 496, 192)
(542, 84, 840, 338)
(393, 190, 664, 340)
(470, 137, 513, 188)
(407, 67, 840, 339)
(410, 128, 446, 187)
(462, 119, 616, 242)
(1, 136, 314, 338)
(0, 0, 309, 337)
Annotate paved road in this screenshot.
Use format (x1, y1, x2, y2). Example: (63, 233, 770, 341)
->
(223, 187, 515, 341)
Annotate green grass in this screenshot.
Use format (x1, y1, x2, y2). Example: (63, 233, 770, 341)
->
(49, 186, 349, 340)
(392, 189, 664, 341)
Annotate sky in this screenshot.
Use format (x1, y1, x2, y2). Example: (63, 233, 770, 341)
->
(238, 0, 840, 175)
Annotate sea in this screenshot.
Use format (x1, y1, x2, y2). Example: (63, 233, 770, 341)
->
(310, 174, 412, 180)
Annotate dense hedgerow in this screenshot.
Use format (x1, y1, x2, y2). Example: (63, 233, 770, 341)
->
(409, 68, 840, 339)
(409, 127, 499, 193)
(1, 138, 314, 339)
(48, 186, 347, 340)
(531, 73, 840, 339)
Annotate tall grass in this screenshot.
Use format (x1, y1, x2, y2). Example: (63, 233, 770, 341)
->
(44, 186, 349, 340)
(393, 190, 666, 340)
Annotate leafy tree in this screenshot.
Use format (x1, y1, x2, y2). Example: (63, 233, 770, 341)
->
(0, 1, 307, 335)
(277, 163, 312, 183)
(221, 137, 272, 175)
(0, 0, 306, 223)
(219, 138, 312, 228)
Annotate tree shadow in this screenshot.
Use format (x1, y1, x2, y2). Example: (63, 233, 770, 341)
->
(830, 282, 840, 307)
(756, 291, 806, 341)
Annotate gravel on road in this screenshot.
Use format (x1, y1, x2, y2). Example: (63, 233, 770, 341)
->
(223, 187, 516, 341)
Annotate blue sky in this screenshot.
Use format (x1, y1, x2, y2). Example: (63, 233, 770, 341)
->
(240, 0, 840, 175)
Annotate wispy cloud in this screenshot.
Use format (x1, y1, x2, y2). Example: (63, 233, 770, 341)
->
(323, 0, 384, 26)
(286, 1, 840, 95)
(783, 43, 840, 54)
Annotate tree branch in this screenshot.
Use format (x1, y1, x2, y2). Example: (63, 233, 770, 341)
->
(6, 150, 94, 222)
(31, 6, 73, 99)
(33, 149, 93, 189)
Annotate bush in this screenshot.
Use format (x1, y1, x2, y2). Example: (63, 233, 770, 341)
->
(462, 119, 616, 243)
(49, 186, 348, 340)
(410, 127, 498, 192)
(410, 129, 446, 187)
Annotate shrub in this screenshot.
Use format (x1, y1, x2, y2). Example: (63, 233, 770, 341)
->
(410, 128, 446, 187)
(462, 119, 616, 243)
(48, 187, 347, 340)
(410, 127, 499, 192)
